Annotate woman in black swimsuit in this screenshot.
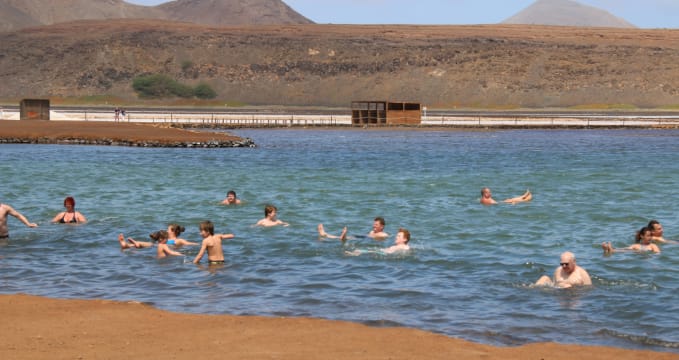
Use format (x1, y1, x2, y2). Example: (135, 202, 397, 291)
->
(51, 196, 87, 224)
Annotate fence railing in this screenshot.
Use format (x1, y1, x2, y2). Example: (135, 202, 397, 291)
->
(3, 109, 679, 127)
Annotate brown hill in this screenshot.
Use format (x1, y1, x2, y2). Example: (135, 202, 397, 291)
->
(159, 0, 312, 26)
(0, 0, 312, 31)
(503, 0, 636, 28)
(2, 20, 679, 108)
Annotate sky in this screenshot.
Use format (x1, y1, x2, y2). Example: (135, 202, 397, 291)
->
(126, 0, 678, 29)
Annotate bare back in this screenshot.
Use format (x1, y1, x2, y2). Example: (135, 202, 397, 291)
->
(204, 235, 225, 262)
(0, 204, 9, 237)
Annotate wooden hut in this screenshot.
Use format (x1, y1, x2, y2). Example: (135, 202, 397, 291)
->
(351, 101, 421, 125)
(20, 99, 50, 120)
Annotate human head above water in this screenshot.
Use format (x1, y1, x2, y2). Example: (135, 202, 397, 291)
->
(63, 196, 75, 208)
(398, 228, 410, 244)
(481, 187, 491, 197)
(635, 226, 652, 243)
(559, 251, 577, 274)
(373, 217, 385, 231)
(149, 230, 169, 242)
(264, 204, 277, 217)
(168, 223, 185, 236)
(199, 220, 215, 235)
(647, 220, 663, 237)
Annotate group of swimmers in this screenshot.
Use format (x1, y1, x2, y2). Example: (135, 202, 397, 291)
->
(2, 189, 671, 280)
(479, 187, 676, 288)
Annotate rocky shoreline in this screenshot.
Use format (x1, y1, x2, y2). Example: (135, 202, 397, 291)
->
(0, 136, 256, 147)
(0, 120, 256, 148)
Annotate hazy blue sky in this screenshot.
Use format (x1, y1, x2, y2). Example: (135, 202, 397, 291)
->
(126, 0, 678, 29)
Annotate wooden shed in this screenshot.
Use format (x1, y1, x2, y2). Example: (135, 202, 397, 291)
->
(20, 99, 50, 120)
(351, 101, 421, 125)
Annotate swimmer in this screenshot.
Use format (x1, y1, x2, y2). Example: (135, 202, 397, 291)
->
(0, 202, 38, 239)
(317, 224, 349, 241)
(167, 223, 197, 247)
(193, 220, 235, 264)
(52, 196, 87, 224)
(480, 187, 497, 205)
(345, 228, 411, 256)
(503, 189, 532, 204)
(153, 230, 183, 258)
(220, 190, 242, 205)
(534, 251, 592, 288)
(602, 226, 661, 254)
(647, 220, 678, 244)
(255, 205, 289, 227)
(117, 232, 156, 249)
(318, 217, 388, 241)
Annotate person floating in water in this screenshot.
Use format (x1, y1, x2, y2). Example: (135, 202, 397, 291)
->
(255, 205, 289, 227)
(480, 188, 532, 205)
(534, 251, 592, 288)
(220, 190, 242, 205)
(345, 228, 411, 256)
(193, 220, 235, 265)
(602, 226, 661, 254)
(52, 196, 87, 224)
(318, 217, 389, 241)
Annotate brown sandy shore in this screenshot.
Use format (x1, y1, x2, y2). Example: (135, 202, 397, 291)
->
(0, 295, 676, 360)
(0, 120, 254, 147)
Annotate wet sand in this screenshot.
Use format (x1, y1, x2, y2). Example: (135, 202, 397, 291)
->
(0, 120, 244, 145)
(1, 295, 676, 360)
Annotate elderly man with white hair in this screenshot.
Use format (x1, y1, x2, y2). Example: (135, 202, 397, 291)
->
(535, 251, 592, 288)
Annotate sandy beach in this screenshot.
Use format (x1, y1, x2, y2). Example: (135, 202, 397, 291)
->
(1, 294, 676, 360)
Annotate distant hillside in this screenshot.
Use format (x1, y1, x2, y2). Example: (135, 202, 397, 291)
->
(159, 0, 312, 26)
(503, 0, 636, 28)
(0, 0, 312, 32)
(2, 20, 679, 108)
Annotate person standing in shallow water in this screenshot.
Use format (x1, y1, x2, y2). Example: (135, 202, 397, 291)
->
(52, 197, 87, 224)
(534, 251, 592, 288)
(0, 202, 38, 239)
(193, 220, 235, 265)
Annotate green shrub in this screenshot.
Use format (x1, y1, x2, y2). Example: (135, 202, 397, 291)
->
(132, 74, 204, 99)
(194, 83, 217, 99)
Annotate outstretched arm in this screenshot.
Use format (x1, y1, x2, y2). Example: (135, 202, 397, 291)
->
(9, 206, 37, 227)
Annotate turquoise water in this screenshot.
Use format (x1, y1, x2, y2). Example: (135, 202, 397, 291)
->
(1, 129, 679, 353)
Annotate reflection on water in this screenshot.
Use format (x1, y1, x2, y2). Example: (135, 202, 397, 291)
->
(1, 129, 679, 353)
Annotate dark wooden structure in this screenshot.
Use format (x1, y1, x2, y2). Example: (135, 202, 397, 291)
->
(20, 99, 50, 120)
(351, 101, 421, 125)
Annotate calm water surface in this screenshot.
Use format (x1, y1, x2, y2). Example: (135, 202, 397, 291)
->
(1, 129, 679, 353)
